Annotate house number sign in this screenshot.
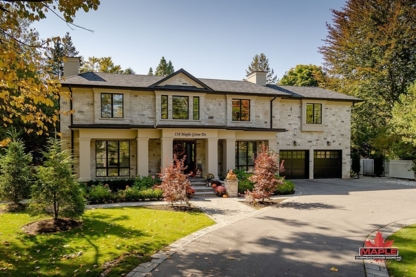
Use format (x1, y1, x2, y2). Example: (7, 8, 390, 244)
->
(174, 132, 207, 138)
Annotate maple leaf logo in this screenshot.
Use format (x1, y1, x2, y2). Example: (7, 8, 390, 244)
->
(365, 231, 394, 247)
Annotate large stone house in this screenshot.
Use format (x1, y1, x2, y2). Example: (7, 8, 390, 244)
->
(60, 58, 360, 181)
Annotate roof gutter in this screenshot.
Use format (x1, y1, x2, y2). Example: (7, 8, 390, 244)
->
(270, 95, 277, 129)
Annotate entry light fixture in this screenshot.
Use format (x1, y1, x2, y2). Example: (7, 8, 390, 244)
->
(327, 141, 331, 146)
(293, 141, 298, 146)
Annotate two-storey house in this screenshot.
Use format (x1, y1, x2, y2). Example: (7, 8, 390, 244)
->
(60, 58, 360, 181)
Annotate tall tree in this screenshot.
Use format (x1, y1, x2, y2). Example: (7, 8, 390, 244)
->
(148, 67, 154, 76)
(279, 64, 327, 87)
(0, 0, 100, 146)
(319, 0, 416, 157)
(62, 32, 79, 57)
(123, 67, 135, 74)
(80, 56, 124, 73)
(155, 56, 174, 76)
(46, 32, 80, 78)
(246, 53, 278, 84)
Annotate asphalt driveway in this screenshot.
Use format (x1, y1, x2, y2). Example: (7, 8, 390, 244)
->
(149, 178, 416, 277)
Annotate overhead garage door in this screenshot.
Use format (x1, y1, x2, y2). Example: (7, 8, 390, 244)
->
(279, 150, 309, 179)
(314, 150, 342, 178)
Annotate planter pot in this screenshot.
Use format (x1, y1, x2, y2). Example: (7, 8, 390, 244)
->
(224, 179, 238, 197)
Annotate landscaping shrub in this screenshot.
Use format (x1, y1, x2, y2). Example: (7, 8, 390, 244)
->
(134, 175, 161, 190)
(247, 145, 284, 202)
(118, 186, 141, 202)
(275, 180, 295, 195)
(233, 168, 248, 180)
(88, 184, 115, 204)
(238, 178, 254, 194)
(86, 178, 135, 192)
(139, 188, 163, 200)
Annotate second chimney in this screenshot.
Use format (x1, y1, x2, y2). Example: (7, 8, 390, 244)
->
(63, 57, 80, 78)
(246, 71, 267, 86)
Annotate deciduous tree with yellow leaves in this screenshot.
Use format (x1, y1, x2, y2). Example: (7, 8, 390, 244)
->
(0, 0, 100, 146)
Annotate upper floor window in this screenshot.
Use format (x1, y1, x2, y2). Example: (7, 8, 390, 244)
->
(161, 95, 168, 119)
(306, 103, 322, 124)
(172, 96, 189, 119)
(101, 93, 123, 118)
(193, 96, 199, 120)
(232, 99, 250, 121)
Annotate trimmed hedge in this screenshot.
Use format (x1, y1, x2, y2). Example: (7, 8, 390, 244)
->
(275, 180, 295, 195)
(86, 184, 163, 204)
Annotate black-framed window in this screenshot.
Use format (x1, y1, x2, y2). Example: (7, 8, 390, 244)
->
(232, 99, 250, 121)
(96, 141, 130, 177)
(235, 141, 257, 171)
(306, 103, 322, 124)
(161, 95, 168, 119)
(193, 96, 199, 120)
(101, 93, 123, 118)
(172, 96, 189, 119)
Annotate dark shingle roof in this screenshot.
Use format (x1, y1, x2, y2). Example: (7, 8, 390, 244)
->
(62, 70, 360, 101)
(267, 85, 361, 102)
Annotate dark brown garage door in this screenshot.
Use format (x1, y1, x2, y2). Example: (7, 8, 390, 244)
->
(314, 150, 342, 178)
(279, 150, 309, 179)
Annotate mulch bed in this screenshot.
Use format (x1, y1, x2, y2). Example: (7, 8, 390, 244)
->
(22, 218, 82, 235)
(241, 198, 286, 209)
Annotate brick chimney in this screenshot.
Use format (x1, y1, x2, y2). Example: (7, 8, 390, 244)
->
(246, 71, 267, 86)
(63, 57, 80, 77)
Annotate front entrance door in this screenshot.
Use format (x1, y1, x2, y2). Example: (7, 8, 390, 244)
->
(173, 140, 196, 173)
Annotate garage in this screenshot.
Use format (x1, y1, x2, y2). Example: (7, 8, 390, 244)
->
(279, 150, 309, 179)
(314, 150, 342, 178)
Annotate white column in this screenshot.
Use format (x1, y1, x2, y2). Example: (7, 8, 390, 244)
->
(225, 138, 236, 172)
(269, 139, 277, 153)
(309, 149, 314, 179)
(161, 137, 173, 170)
(136, 137, 149, 176)
(206, 138, 218, 178)
(78, 137, 91, 182)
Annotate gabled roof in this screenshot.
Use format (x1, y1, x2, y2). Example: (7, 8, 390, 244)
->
(266, 85, 361, 102)
(149, 68, 214, 91)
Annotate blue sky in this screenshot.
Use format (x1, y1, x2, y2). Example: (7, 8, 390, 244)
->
(33, 0, 346, 81)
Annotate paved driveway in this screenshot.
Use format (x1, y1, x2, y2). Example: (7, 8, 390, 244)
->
(149, 178, 416, 277)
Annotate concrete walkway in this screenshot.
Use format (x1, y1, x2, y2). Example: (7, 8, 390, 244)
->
(144, 178, 416, 277)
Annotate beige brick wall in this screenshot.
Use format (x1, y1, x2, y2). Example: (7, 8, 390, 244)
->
(276, 99, 352, 178)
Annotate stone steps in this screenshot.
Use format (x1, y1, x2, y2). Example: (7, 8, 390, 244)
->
(189, 177, 216, 196)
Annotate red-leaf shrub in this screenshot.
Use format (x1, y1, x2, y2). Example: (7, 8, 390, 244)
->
(247, 144, 284, 202)
(155, 155, 193, 206)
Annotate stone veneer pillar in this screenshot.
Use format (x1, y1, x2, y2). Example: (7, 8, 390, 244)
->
(78, 137, 91, 182)
(206, 138, 218, 178)
(268, 139, 277, 152)
(225, 138, 236, 172)
(136, 137, 149, 176)
(160, 137, 173, 170)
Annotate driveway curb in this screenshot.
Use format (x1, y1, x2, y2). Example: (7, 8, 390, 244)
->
(363, 218, 416, 277)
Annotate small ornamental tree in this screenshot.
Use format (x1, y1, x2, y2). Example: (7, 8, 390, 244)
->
(247, 145, 284, 202)
(0, 133, 32, 208)
(156, 155, 193, 207)
(29, 138, 85, 220)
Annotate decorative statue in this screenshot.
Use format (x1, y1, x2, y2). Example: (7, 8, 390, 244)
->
(226, 169, 237, 180)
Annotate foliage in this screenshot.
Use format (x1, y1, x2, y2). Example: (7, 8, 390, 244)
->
(86, 178, 135, 192)
(319, 0, 416, 158)
(0, 207, 214, 277)
(0, 0, 100, 145)
(80, 56, 133, 74)
(386, 224, 416, 277)
(274, 179, 295, 195)
(148, 67, 153, 76)
(0, 131, 32, 205)
(247, 145, 284, 202)
(374, 156, 384, 177)
(246, 53, 277, 84)
(117, 187, 163, 203)
(351, 150, 361, 175)
(30, 138, 85, 219)
(156, 155, 193, 206)
(279, 64, 327, 87)
(46, 32, 80, 78)
(134, 175, 161, 190)
(155, 56, 174, 76)
(238, 178, 254, 194)
(87, 183, 114, 204)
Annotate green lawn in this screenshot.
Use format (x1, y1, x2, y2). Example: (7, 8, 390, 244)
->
(386, 223, 416, 277)
(0, 206, 214, 276)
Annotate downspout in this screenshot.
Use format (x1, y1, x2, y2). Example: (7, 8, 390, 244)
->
(270, 95, 277, 129)
(69, 85, 74, 163)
